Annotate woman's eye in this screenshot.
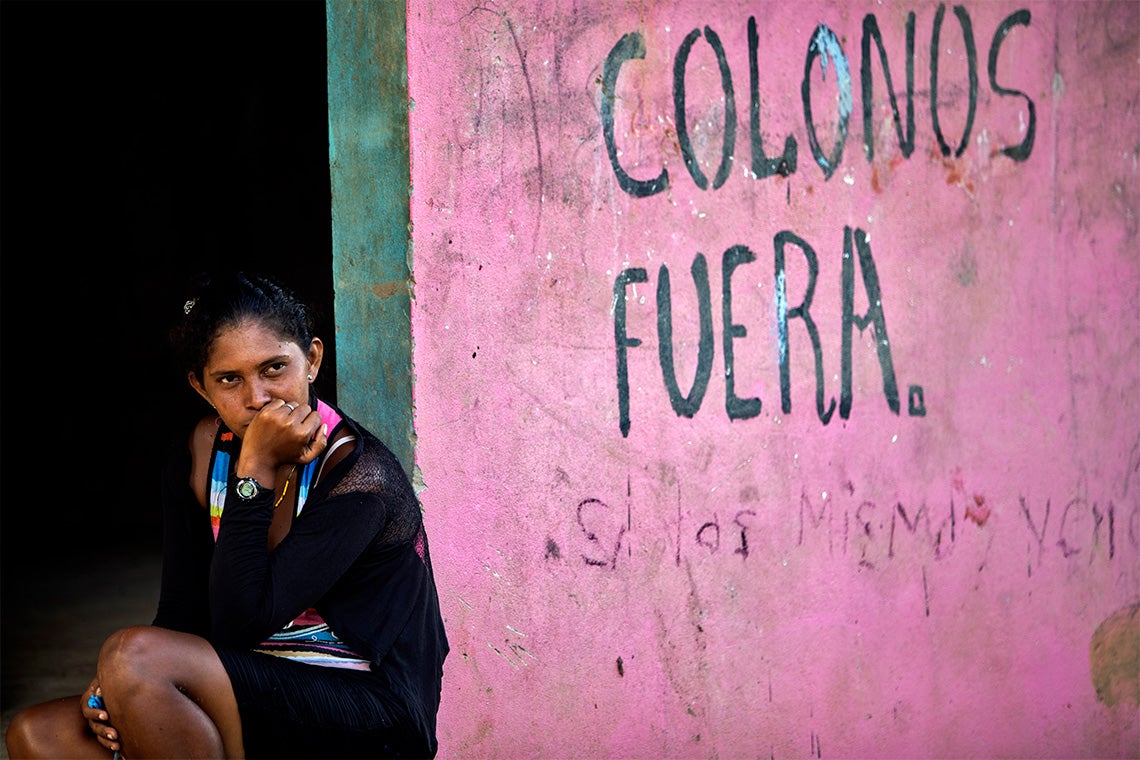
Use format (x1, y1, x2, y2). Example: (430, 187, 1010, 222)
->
(219, 375, 239, 385)
(264, 362, 288, 376)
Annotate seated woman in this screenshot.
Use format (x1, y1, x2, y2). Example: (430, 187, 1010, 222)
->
(5, 271, 449, 759)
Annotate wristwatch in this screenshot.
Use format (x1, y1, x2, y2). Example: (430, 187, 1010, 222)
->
(234, 477, 268, 501)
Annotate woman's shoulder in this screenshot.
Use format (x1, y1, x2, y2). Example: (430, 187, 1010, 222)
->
(187, 414, 223, 469)
(316, 421, 357, 483)
(323, 411, 415, 497)
(333, 415, 399, 469)
(190, 413, 220, 438)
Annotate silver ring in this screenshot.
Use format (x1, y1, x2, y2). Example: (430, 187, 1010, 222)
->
(283, 403, 296, 412)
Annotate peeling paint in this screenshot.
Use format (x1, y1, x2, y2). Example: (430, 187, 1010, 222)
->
(369, 279, 405, 299)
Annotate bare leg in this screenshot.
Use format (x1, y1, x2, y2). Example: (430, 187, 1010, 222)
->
(7, 625, 244, 759)
(96, 625, 244, 759)
(5, 696, 112, 759)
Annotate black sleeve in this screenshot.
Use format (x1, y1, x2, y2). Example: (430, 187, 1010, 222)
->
(208, 487, 387, 648)
(152, 438, 213, 637)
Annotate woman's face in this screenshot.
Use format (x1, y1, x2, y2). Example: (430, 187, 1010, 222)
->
(189, 318, 322, 438)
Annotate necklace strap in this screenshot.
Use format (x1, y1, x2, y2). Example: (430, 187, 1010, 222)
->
(273, 466, 298, 509)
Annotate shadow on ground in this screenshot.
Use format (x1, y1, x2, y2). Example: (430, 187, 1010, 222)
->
(1, 546, 162, 760)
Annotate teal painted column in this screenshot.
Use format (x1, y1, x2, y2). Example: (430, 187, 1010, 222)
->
(325, 0, 415, 475)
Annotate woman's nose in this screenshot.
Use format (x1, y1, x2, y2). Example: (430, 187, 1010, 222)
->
(245, 380, 274, 410)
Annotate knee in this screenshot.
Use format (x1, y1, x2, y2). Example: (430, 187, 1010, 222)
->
(5, 701, 56, 759)
(5, 706, 33, 757)
(97, 625, 168, 693)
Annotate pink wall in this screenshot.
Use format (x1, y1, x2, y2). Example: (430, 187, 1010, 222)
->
(406, 2, 1139, 756)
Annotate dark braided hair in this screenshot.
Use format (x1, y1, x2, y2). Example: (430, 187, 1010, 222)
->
(170, 271, 315, 378)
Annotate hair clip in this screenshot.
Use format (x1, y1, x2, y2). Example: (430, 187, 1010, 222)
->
(183, 298, 197, 315)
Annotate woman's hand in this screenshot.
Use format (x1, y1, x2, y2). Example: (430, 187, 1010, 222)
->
(236, 399, 328, 483)
(82, 680, 121, 754)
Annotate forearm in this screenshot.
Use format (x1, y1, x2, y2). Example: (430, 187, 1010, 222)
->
(208, 490, 278, 644)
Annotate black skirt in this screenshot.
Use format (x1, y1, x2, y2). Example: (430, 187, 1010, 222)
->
(214, 647, 432, 759)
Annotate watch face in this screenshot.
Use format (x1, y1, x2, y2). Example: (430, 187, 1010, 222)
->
(236, 478, 260, 500)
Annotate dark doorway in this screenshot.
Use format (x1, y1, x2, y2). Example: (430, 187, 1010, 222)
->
(1, 1, 334, 558)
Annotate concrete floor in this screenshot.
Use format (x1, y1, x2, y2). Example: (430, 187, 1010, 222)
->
(1, 545, 163, 760)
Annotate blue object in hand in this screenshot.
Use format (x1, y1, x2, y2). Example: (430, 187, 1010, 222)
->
(87, 694, 105, 710)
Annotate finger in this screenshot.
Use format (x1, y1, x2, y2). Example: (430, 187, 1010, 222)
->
(262, 400, 299, 416)
(311, 422, 328, 446)
(263, 400, 295, 416)
(291, 411, 322, 442)
(94, 730, 120, 753)
(84, 707, 108, 723)
(298, 424, 329, 464)
(83, 692, 107, 721)
(85, 714, 119, 751)
(91, 723, 118, 743)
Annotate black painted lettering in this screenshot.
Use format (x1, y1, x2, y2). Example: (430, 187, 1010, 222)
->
(861, 12, 916, 162)
(615, 268, 649, 437)
(988, 9, 1035, 161)
(930, 4, 978, 158)
(802, 24, 853, 180)
(604, 9, 1033, 194)
(657, 255, 714, 418)
(603, 33, 669, 197)
(748, 16, 797, 178)
(674, 27, 737, 191)
(908, 385, 927, 416)
(841, 227, 901, 417)
(775, 231, 835, 423)
(723, 245, 762, 420)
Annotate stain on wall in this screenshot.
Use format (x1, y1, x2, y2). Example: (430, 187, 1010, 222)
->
(1091, 604, 1140, 709)
(405, 2, 1139, 756)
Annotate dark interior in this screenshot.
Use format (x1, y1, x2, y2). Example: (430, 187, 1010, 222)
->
(1, 1, 333, 595)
